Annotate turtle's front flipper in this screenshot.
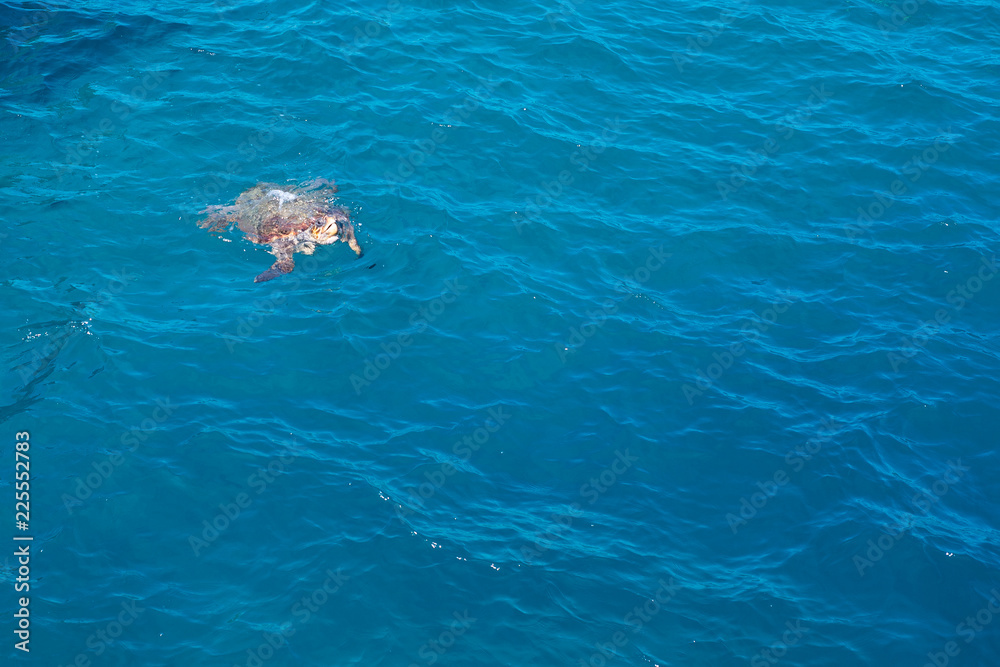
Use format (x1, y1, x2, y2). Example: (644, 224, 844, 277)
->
(340, 220, 363, 257)
(197, 213, 233, 233)
(254, 243, 295, 283)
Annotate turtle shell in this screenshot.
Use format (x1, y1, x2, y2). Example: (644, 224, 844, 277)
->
(240, 214, 315, 244)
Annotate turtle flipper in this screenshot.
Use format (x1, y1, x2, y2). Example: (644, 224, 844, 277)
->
(197, 212, 234, 233)
(254, 243, 295, 283)
(347, 236, 363, 257)
(254, 260, 294, 282)
(339, 219, 363, 257)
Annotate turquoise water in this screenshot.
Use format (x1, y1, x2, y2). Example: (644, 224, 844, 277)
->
(3, 0, 1000, 665)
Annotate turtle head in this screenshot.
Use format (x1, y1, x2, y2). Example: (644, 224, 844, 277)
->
(311, 216, 341, 244)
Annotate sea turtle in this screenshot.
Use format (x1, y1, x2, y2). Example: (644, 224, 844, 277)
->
(198, 178, 363, 282)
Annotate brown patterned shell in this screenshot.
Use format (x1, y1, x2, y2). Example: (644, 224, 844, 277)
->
(238, 213, 313, 244)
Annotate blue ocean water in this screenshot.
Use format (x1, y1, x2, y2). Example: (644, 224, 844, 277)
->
(2, 0, 999, 665)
